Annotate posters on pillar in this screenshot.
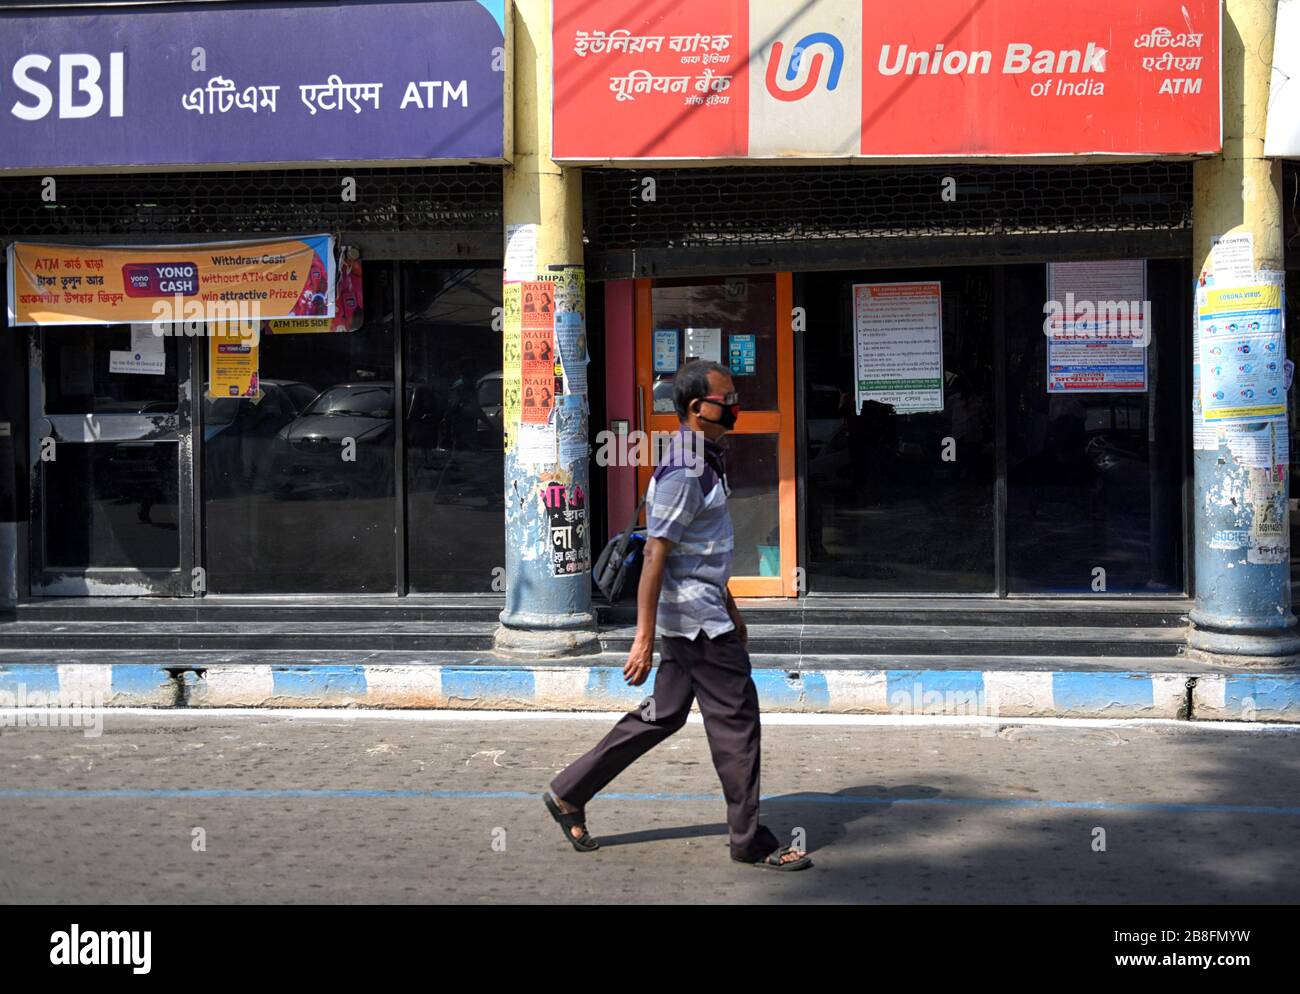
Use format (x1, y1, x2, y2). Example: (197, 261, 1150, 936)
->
(851, 282, 944, 415)
(1202, 233, 1254, 288)
(502, 283, 523, 453)
(516, 422, 557, 465)
(544, 264, 589, 405)
(1045, 261, 1148, 393)
(549, 265, 586, 318)
(1191, 323, 1220, 451)
(208, 329, 260, 398)
(1197, 280, 1286, 423)
(556, 312, 589, 398)
(684, 327, 722, 364)
(543, 480, 590, 577)
(505, 224, 538, 283)
(557, 395, 587, 462)
(1221, 419, 1289, 470)
(521, 281, 558, 426)
(1248, 467, 1289, 564)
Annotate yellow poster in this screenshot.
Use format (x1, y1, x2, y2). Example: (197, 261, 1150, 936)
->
(502, 283, 523, 451)
(208, 328, 260, 399)
(6, 235, 334, 327)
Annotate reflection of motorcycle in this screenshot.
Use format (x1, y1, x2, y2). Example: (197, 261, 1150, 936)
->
(1085, 432, 1148, 488)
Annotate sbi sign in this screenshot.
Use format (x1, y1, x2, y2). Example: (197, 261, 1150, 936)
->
(6, 53, 124, 120)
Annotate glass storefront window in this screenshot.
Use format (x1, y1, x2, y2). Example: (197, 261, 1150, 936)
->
(800, 268, 997, 593)
(403, 264, 505, 592)
(1004, 261, 1185, 593)
(204, 266, 397, 593)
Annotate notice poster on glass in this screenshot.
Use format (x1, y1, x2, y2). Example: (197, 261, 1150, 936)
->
(653, 329, 679, 373)
(683, 327, 722, 364)
(208, 329, 259, 399)
(851, 282, 944, 415)
(1045, 261, 1148, 393)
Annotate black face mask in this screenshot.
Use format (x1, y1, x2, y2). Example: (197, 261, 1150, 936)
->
(700, 409, 738, 430)
(695, 401, 740, 430)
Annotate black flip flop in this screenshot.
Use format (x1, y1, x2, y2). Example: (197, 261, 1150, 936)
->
(731, 845, 813, 871)
(543, 792, 599, 852)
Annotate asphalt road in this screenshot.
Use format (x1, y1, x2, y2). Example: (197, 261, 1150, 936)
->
(1, 710, 1297, 904)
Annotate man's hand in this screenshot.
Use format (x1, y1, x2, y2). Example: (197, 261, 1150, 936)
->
(726, 591, 747, 648)
(624, 636, 654, 686)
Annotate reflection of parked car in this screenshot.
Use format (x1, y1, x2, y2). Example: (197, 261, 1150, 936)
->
(474, 371, 503, 445)
(98, 400, 177, 518)
(204, 380, 317, 498)
(266, 382, 417, 500)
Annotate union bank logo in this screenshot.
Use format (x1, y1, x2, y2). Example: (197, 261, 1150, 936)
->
(765, 32, 845, 101)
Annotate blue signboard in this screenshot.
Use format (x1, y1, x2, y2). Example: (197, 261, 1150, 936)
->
(0, 0, 506, 171)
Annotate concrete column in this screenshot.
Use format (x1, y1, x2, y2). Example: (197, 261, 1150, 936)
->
(494, 0, 599, 657)
(1188, 0, 1300, 663)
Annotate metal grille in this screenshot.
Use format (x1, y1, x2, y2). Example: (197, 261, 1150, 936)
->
(0, 167, 502, 240)
(583, 163, 1193, 276)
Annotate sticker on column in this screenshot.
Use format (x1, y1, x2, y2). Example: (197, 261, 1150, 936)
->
(543, 480, 590, 577)
(556, 311, 588, 397)
(1247, 466, 1288, 564)
(521, 281, 556, 426)
(1206, 232, 1254, 287)
(516, 421, 556, 466)
(557, 394, 587, 463)
(548, 265, 586, 317)
(1191, 306, 1220, 451)
(1198, 281, 1285, 423)
(505, 224, 538, 283)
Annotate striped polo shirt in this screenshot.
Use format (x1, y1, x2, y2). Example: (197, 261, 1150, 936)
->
(646, 426, 735, 640)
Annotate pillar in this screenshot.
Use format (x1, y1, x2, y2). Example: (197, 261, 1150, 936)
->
(494, 0, 600, 657)
(1188, 0, 1300, 663)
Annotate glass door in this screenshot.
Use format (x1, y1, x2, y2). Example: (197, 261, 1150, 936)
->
(635, 274, 796, 596)
(30, 325, 194, 595)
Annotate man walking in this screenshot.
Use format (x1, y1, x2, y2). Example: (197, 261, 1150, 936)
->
(544, 360, 812, 870)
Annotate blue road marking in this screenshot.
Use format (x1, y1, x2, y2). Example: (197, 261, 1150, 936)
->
(1, 787, 1298, 816)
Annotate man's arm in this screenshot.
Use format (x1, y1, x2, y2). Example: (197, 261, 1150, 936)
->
(624, 536, 672, 686)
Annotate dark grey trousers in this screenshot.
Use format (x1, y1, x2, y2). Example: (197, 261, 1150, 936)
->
(549, 628, 781, 862)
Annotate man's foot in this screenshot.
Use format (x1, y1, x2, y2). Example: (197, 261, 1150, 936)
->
(543, 792, 599, 852)
(732, 844, 813, 871)
(552, 795, 585, 840)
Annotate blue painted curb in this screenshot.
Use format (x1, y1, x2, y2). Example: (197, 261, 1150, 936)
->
(2, 662, 1298, 721)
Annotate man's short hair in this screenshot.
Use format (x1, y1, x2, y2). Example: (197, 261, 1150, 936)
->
(673, 359, 733, 420)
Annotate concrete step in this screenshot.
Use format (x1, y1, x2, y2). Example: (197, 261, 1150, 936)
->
(0, 618, 1187, 656)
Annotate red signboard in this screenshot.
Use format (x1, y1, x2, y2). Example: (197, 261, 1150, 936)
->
(553, 0, 1221, 160)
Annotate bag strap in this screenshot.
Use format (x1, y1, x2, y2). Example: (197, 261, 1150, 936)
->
(612, 491, 648, 561)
